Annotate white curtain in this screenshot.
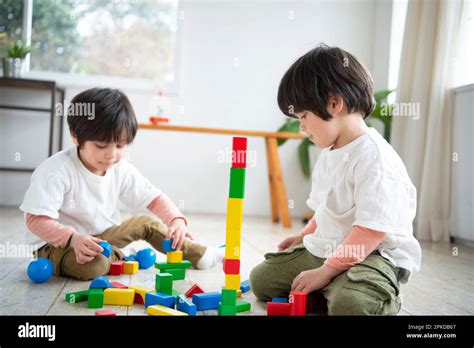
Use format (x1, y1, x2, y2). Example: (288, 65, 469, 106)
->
(391, 0, 465, 241)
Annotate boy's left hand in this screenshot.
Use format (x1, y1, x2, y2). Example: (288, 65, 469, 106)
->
(291, 265, 342, 293)
(166, 218, 194, 250)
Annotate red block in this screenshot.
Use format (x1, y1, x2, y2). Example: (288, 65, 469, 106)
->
(289, 291, 307, 316)
(185, 283, 205, 298)
(223, 259, 240, 274)
(110, 281, 128, 289)
(109, 261, 124, 275)
(267, 302, 291, 316)
(95, 309, 116, 316)
(134, 293, 144, 305)
(232, 137, 247, 168)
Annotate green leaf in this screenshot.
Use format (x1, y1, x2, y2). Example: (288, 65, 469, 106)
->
(374, 89, 395, 103)
(276, 119, 300, 146)
(298, 137, 312, 179)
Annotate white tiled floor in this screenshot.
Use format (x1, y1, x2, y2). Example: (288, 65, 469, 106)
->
(0, 206, 473, 315)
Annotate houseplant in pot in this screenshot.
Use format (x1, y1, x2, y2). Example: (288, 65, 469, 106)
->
(3, 41, 31, 78)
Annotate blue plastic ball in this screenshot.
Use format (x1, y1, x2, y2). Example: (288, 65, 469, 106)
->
(27, 258, 54, 283)
(136, 248, 156, 269)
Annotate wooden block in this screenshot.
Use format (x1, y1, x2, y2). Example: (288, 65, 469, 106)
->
(104, 288, 135, 306)
(167, 250, 183, 263)
(162, 239, 176, 253)
(225, 198, 243, 231)
(129, 286, 154, 305)
(289, 291, 306, 316)
(229, 168, 246, 199)
(267, 302, 291, 316)
(231, 137, 247, 168)
(65, 290, 88, 303)
(272, 297, 288, 303)
(240, 279, 251, 292)
(147, 305, 188, 316)
(88, 288, 104, 309)
(218, 302, 236, 316)
(237, 289, 242, 298)
(236, 300, 251, 313)
(123, 261, 139, 274)
(90, 276, 111, 289)
(109, 261, 124, 275)
(177, 295, 197, 316)
(154, 260, 192, 271)
(155, 273, 173, 295)
(221, 288, 237, 306)
(145, 292, 175, 308)
(223, 259, 240, 274)
(110, 281, 128, 289)
(185, 283, 204, 298)
(95, 309, 116, 316)
(192, 292, 221, 310)
(164, 268, 185, 280)
(225, 274, 241, 290)
(224, 242, 240, 260)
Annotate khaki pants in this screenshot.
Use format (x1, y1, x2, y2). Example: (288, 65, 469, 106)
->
(36, 215, 207, 281)
(249, 244, 403, 315)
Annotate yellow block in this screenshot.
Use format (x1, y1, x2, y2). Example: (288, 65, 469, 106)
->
(237, 289, 242, 298)
(167, 250, 183, 263)
(225, 242, 241, 260)
(226, 198, 243, 231)
(225, 274, 241, 290)
(104, 288, 135, 306)
(147, 304, 188, 316)
(129, 286, 154, 303)
(123, 261, 139, 274)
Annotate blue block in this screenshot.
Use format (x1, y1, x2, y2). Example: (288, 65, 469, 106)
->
(124, 255, 137, 262)
(240, 279, 251, 293)
(89, 276, 111, 289)
(177, 295, 196, 316)
(144, 292, 175, 308)
(162, 239, 176, 253)
(192, 292, 221, 311)
(99, 241, 112, 258)
(272, 297, 288, 303)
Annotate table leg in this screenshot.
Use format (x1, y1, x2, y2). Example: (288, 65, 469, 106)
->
(265, 137, 279, 223)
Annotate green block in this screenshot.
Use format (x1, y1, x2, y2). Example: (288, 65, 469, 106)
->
(221, 288, 237, 306)
(165, 268, 185, 280)
(155, 273, 173, 294)
(236, 300, 251, 313)
(65, 289, 89, 303)
(218, 303, 236, 316)
(229, 168, 246, 199)
(88, 288, 104, 309)
(155, 260, 192, 270)
(172, 289, 180, 296)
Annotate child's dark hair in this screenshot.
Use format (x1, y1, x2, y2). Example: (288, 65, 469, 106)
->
(67, 88, 137, 146)
(277, 44, 375, 120)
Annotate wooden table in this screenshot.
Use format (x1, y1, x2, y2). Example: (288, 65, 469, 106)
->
(138, 123, 305, 228)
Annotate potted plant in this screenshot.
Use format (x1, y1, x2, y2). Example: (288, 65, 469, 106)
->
(277, 89, 396, 178)
(2, 41, 31, 78)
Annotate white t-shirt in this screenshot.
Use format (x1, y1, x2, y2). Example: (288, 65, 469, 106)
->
(304, 127, 421, 283)
(20, 146, 161, 248)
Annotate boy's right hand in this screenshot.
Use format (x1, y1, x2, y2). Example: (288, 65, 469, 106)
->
(70, 233, 104, 264)
(278, 234, 304, 251)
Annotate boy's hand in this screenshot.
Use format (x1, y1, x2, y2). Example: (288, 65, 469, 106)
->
(291, 265, 342, 293)
(166, 218, 194, 250)
(70, 233, 104, 264)
(278, 234, 304, 251)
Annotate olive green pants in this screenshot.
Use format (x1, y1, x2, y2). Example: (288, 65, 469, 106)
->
(35, 215, 207, 281)
(249, 244, 402, 315)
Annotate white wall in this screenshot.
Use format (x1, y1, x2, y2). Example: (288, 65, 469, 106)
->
(0, 0, 392, 219)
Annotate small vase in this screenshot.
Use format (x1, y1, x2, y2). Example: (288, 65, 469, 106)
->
(2, 57, 23, 78)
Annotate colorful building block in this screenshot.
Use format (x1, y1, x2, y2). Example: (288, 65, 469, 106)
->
(221, 288, 237, 306)
(267, 302, 291, 316)
(185, 283, 204, 298)
(225, 198, 243, 231)
(231, 137, 247, 168)
(177, 295, 197, 316)
(236, 300, 251, 313)
(229, 168, 246, 199)
(90, 276, 111, 289)
(272, 297, 288, 303)
(124, 255, 137, 262)
(104, 288, 135, 306)
(225, 274, 241, 290)
(65, 289, 89, 303)
(123, 261, 139, 274)
(240, 279, 251, 293)
(162, 239, 176, 253)
(223, 259, 240, 274)
(95, 309, 116, 316)
(135, 248, 156, 269)
(164, 268, 185, 280)
(110, 281, 128, 289)
(88, 288, 104, 309)
(147, 305, 188, 316)
(145, 292, 175, 308)
(167, 250, 183, 263)
(99, 241, 112, 258)
(129, 286, 154, 304)
(237, 289, 242, 298)
(218, 303, 236, 316)
(155, 273, 173, 295)
(289, 291, 306, 316)
(155, 260, 192, 271)
(192, 292, 221, 311)
(109, 260, 124, 275)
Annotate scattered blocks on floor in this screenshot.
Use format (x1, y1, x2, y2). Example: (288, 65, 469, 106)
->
(266, 291, 307, 316)
(123, 261, 139, 274)
(289, 291, 307, 316)
(155, 260, 192, 271)
(164, 268, 185, 280)
(90, 276, 111, 289)
(240, 279, 251, 293)
(162, 239, 176, 253)
(129, 286, 154, 304)
(223, 259, 240, 274)
(155, 273, 173, 295)
(110, 281, 128, 289)
(145, 292, 175, 308)
(109, 261, 124, 275)
(192, 292, 221, 311)
(65, 289, 89, 303)
(99, 241, 112, 258)
(95, 309, 116, 316)
(88, 288, 104, 309)
(236, 300, 251, 313)
(177, 295, 197, 316)
(135, 248, 157, 269)
(104, 288, 135, 306)
(147, 305, 188, 316)
(267, 302, 291, 316)
(167, 250, 183, 263)
(185, 283, 204, 298)
(225, 274, 241, 290)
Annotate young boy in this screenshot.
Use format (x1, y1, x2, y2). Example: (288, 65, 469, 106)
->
(249, 44, 421, 315)
(20, 88, 223, 280)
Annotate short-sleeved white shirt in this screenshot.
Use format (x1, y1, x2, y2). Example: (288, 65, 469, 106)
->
(304, 128, 421, 283)
(20, 146, 161, 248)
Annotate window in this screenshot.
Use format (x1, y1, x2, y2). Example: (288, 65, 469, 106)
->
(1, 0, 179, 84)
